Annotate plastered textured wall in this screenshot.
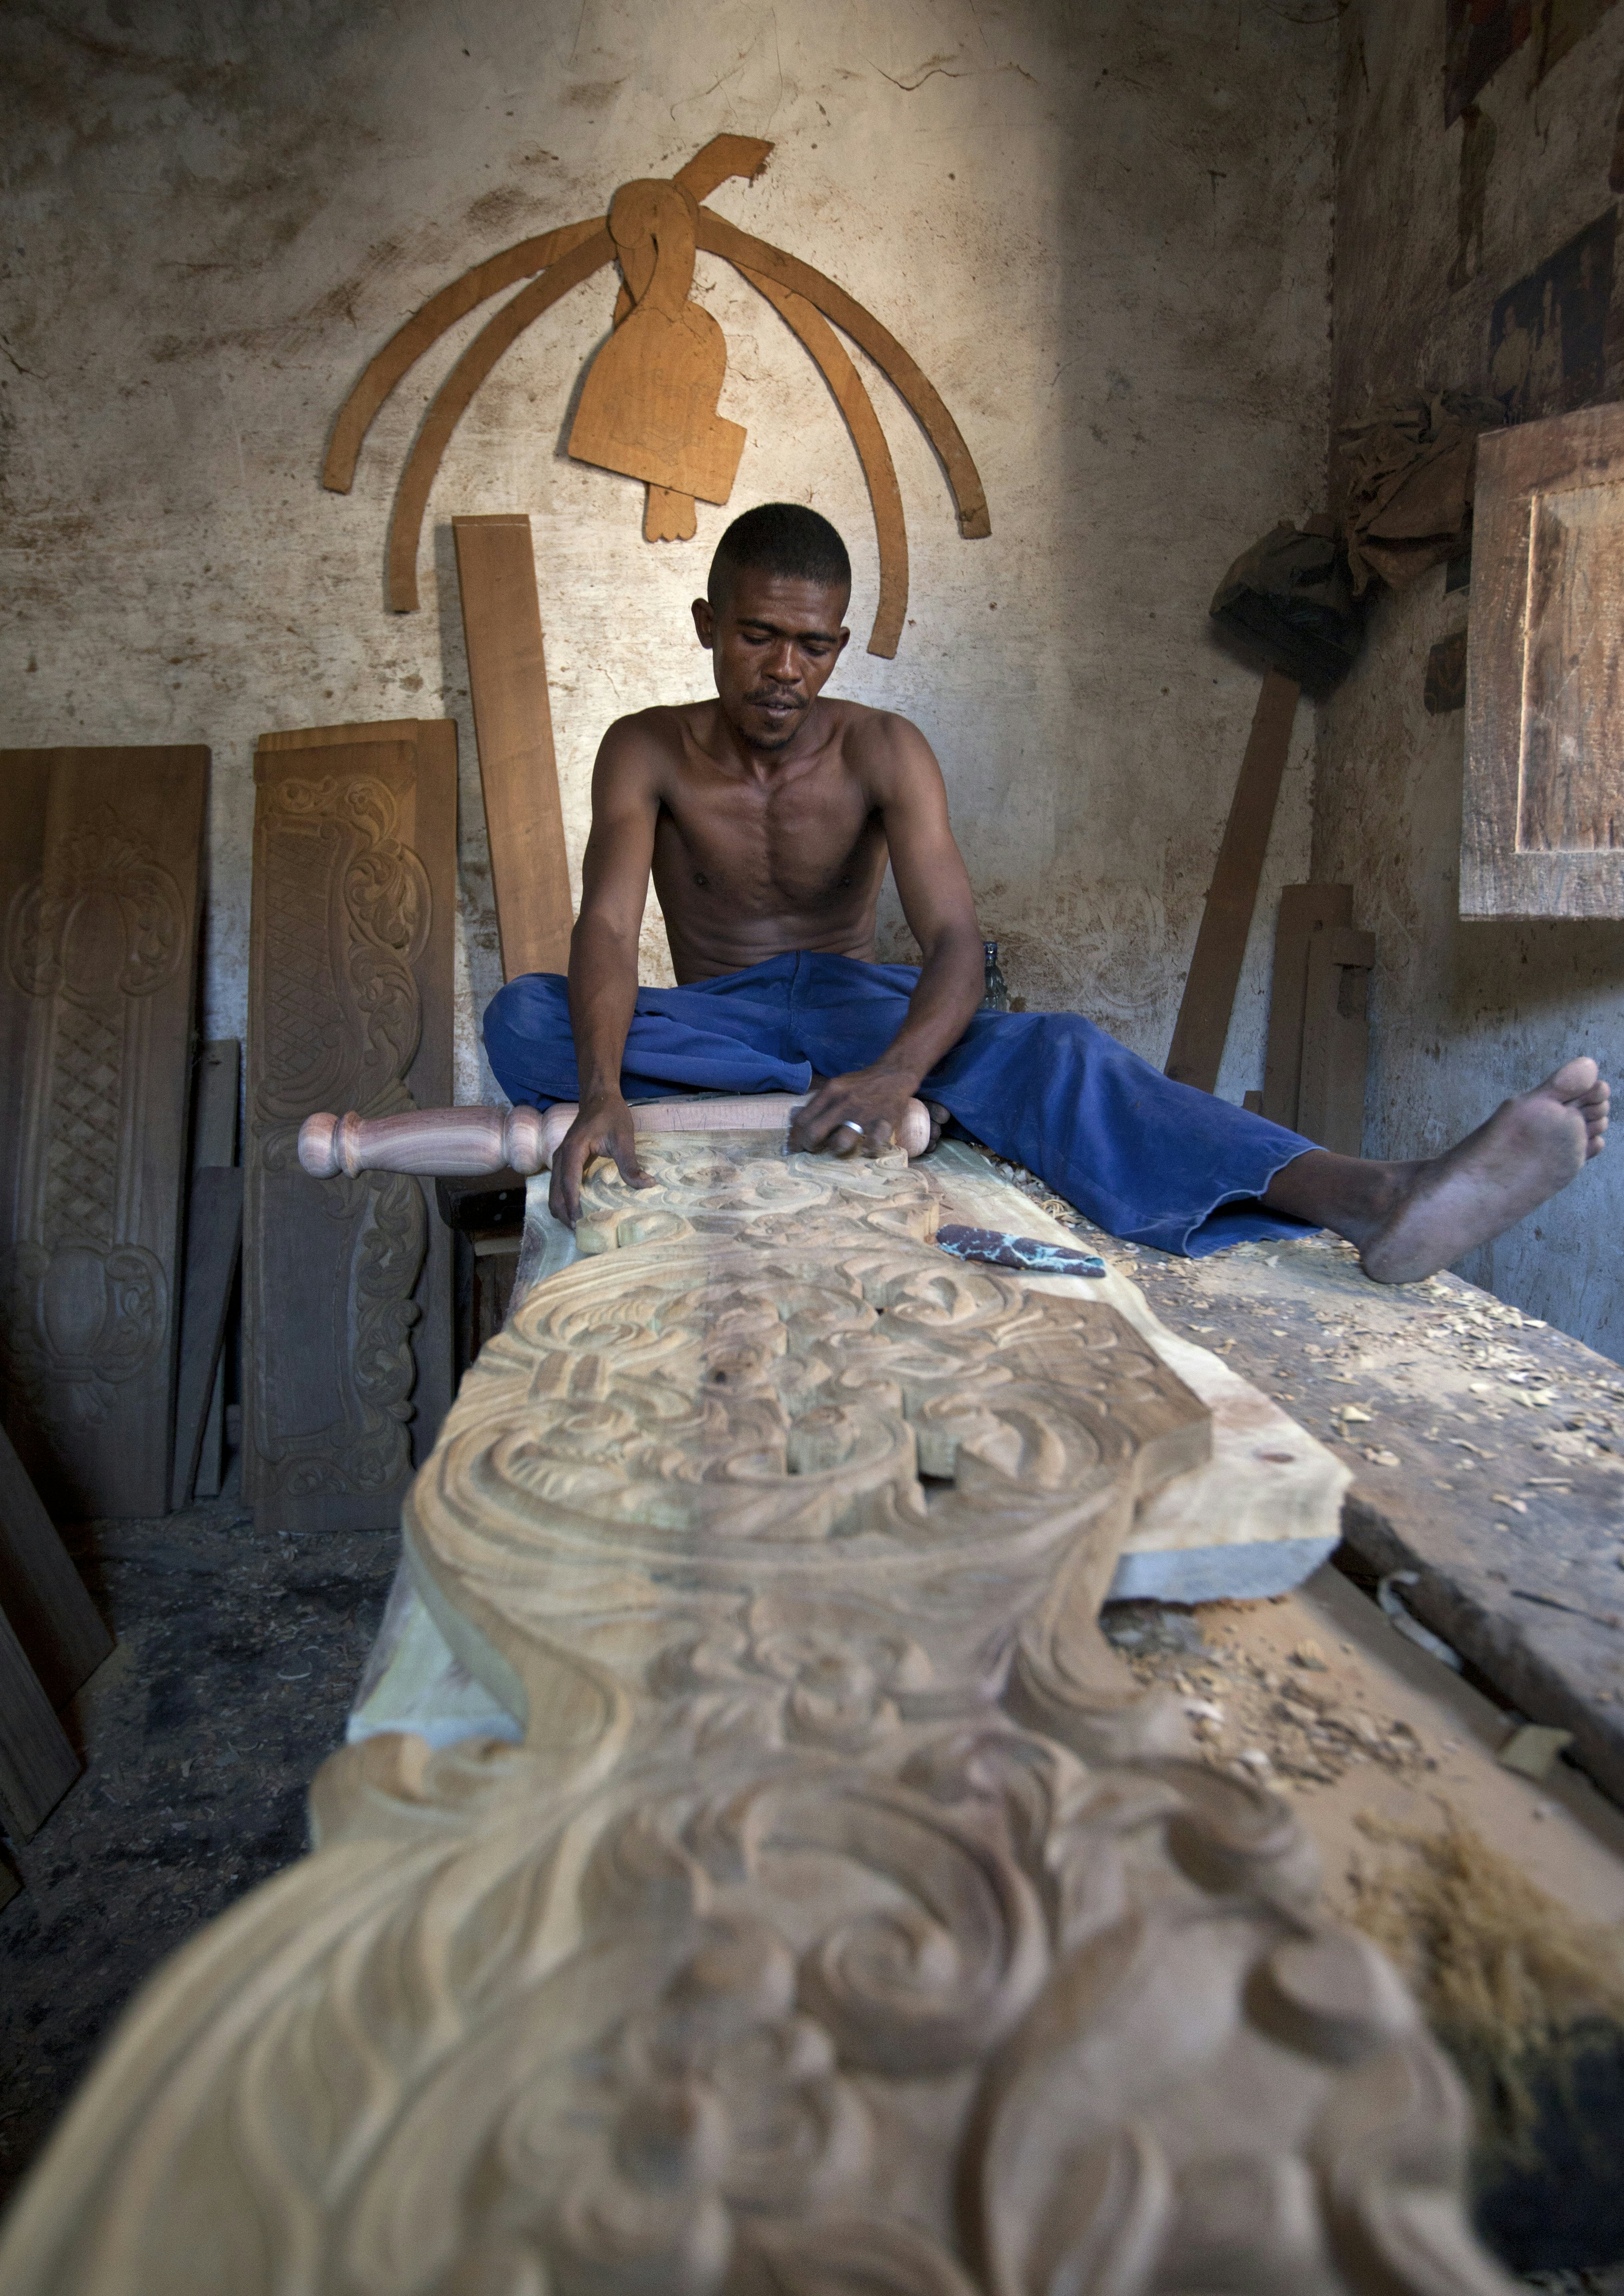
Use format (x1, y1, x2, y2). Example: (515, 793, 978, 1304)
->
(1320, 0, 1624, 1358)
(2, 1, 1330, 1110)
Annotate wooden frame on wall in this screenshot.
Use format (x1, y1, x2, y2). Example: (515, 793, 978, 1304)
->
(1462, 400, 1624, 918)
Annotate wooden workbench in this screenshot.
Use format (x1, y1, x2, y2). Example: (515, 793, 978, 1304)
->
(991, 1163, 1624, 1808)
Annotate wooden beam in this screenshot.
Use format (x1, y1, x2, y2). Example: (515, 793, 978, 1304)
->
(453, 515, 574, 980)
(1165, 667, 1300, 1094)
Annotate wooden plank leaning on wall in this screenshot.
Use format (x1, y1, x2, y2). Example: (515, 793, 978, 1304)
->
(0, 746, 208, 1519)
(453, 514, 574, 980)
(244, 721, 456, 1534)
(1164, 668, 1299, 1095)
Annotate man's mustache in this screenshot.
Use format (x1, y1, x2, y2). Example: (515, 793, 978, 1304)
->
(743, 688, 806, 708)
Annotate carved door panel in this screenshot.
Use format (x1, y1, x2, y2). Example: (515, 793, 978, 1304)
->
(1462, 400, 1624, 916)
(244, 722, 456, 1533)
(0, 747, 207, 1519)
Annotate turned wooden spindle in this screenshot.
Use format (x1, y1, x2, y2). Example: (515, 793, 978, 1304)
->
(296, 1095, 932, 1178)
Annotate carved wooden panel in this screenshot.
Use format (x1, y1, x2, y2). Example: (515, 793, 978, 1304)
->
(0, 1141, 1514, 2295)
(244, 722, 456, 1533)
(0, 746, 207, 1518)
(1462, 400, 1624, 916)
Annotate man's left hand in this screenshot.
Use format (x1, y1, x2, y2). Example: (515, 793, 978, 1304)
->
(788, 1067, 927, 1158)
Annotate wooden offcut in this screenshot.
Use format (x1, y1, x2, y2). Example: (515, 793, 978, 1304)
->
(1463, 401, 1624, 917)
(244, 721, 456, 1534)
(452, 516, 573, 979)
(1297, 925, 1375, 1157)
(1165, 669, 1299, 1093)
(0, 1599, 79, 1841)
(0, 746, 208, 1519)
(1261, 884, 1354, 1128)
(168, 1168, 244, 1513)
(187, 1039, 239, 1502)
(0, 1417, 111, 1710)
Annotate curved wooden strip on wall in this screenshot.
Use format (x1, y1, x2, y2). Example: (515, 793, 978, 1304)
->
(384, 228, 615, 611)
(699, 208, 992, 541)
(737, 263, 909, 658)
(321, 218, 604, 494)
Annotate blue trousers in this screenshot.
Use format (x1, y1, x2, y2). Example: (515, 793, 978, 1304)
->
(483, 952, 1318, 1258)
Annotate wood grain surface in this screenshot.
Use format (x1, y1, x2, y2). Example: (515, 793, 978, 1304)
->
(453, 514, 573, 979)
(0, 746, 208, 1518)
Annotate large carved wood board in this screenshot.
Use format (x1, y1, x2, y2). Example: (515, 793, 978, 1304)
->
(244, 721, 455, 1532)
(0, 1127, 1516, 2294)
(0, 746, 208, 1518)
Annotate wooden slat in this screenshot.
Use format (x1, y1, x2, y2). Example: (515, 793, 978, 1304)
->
(0, 746, 208, 1518)
(168, 1168, 244, 1513)
(244, 721, 456, 1533)
(1260, 884, 1353, 1129)
(188, 1040, 239, 1502)
(734, 265, 909, 658)
(0, 1596, 80, 1840)
(1296, 927, 1375, 1157)
(452, 516, 574, 979)
(386, 231, 616, 611)
(1164, 669, 1299, 1094)
(0, 1417, 111, 1708)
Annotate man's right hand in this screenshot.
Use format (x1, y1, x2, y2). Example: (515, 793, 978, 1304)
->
(548, 1090, 655, 1227)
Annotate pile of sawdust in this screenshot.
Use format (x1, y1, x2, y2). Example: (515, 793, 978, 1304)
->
(1349, 1816, 1624, 2142)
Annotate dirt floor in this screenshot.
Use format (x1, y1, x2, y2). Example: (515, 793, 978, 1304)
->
(0, 1477, 394, 2216)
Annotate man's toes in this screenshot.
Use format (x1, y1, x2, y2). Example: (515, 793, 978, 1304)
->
(1547, 1055, 1601, 1101)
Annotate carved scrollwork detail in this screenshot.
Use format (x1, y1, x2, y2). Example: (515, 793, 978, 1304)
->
(0, 1143, 1521, 2296)
(6, 809, 187, 1004)
(0, 1238, 167, 1428)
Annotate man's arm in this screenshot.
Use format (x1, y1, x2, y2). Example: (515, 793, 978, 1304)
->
(788, 716, 985, 1154)
(548, 719, 663, 1225)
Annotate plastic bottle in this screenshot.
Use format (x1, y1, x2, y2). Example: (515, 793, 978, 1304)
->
(981, 939, 1009, 1012)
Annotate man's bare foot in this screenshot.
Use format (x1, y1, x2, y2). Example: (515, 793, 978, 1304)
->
(1358, 1058, 1609, 1285)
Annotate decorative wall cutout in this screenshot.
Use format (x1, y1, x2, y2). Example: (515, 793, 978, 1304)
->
(323, 133, 988, 656)
(244, 723, 456, 1532)
(0, 1133, 1517, 2294)
(0, 749, 207, 1518)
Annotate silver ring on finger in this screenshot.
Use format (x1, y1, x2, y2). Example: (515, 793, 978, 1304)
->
(837, 1120, 863, 1135)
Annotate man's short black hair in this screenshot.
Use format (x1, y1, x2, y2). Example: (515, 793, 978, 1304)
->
(707, 502, 851, 610)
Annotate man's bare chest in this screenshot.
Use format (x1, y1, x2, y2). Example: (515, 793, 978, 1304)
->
(653, 773, 885, 907)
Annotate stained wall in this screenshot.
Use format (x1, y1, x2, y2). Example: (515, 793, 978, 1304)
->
(2, 1, 1332, 1106)
(1320, 0, 1624, 1357)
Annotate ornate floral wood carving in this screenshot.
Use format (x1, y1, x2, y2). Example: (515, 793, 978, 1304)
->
(0, 1138, 1516, 2293)
(244, 722, 456, 1533)
(0, 749, 207, 1517)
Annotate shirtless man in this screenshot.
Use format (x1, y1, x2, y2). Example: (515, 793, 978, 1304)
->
(483, 502, 1608, 1281)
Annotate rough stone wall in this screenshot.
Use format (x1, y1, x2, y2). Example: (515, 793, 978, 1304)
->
(1, 0, 1331, 1108)
(1320, 0, 1624, 1357)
